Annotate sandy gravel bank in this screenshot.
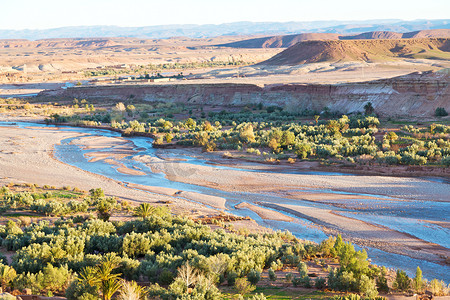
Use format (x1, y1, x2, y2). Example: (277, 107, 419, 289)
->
(0, 125, 219, 218)
(137, 150, 450, 202)
(258, 202, 450, 266)
(135, 149, 450, 265)
(235, 202, 294, 222)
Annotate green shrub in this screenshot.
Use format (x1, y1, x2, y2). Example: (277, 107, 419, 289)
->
(89, 188, 104, 200)
(227, 271, 238, 286)
(376, 267, 389, 293)
(435, 107, 448, 117)
(393, 269, 410, 292)
(292, 275, 311, 288)
(332, 294, 361, 300)
(429, 279, 446, 296)
(96, 197, 117, 221)
(159, 269, 175, 285)
(249, 293, 267, 300)
(0, 264, 16, 289)
(297, 262, 308, 277)
(412, 266, 424, 293)
(234, 277, 255, 296)
(441, 156, 450, 166)
(328, 268, 358, 292)
(315, 277, 326, 289)
(359, 274, 378, 298)
(0, 254, 8, 265)
(268, 268, 277, 281)
(65, 280, 98, 300)
(247, 269, 261, 285)
(40, 263, 71, 293)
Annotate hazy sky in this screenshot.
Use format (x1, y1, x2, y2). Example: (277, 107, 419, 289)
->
(2, 0, 449, 30)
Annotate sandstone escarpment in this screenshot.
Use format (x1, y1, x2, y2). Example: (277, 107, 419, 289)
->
(38, 71, 449, 117)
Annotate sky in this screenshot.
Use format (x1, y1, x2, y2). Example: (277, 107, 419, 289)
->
(2, 0, 449, 30)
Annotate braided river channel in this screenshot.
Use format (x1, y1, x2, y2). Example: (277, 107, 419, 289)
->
(1, 121, 449, 282)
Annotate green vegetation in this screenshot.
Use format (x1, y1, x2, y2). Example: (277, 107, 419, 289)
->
(35, 97, 450, 167)
(0, 184, 448, 298)
(0, 184, 317, 298)
(83, 61, 252, 78)
(41, 102, 450, 168)
(141, 113, 448, 167)
(4, 97, 449, 168)
(435, 107, 448, 117)
(0, 185, 123, 225)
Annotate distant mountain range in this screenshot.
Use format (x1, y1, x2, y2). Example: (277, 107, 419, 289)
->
(1, 19, 449, 40)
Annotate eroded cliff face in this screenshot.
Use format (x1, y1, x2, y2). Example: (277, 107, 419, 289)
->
(39, 71, 449, 117)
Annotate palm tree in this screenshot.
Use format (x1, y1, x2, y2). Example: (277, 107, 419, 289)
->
(314, 115, 320, 125)
(79, 254, 122, 300)
(100, 278, 122, 300)
(364, 102, 374, 115)
(134, 203, 154, 218)
(78, 266, 98, 286)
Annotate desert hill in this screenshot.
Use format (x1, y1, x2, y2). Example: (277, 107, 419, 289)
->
(260, 38, 450, 65)
(340, 31, 403, 40)
(402, 29, 450, 38)
(0, 36, 250, 50)
(216, 33, 341, 48)
(0, 35, 281, 78)
(219, 29, 450, 48)
(342, 29, 450, 40)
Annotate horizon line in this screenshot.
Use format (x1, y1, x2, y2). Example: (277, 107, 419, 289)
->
(2, 18, 449, 32)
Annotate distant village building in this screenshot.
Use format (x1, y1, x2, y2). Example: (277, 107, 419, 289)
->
(148, 78, 172, 83)
(112, 64, 129, 69)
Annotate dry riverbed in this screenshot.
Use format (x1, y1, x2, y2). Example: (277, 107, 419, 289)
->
(135, 148, 450, 266)
(0, 118, 449, 270)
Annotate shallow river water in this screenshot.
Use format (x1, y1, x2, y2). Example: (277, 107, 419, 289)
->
(2, 121, 449, 282)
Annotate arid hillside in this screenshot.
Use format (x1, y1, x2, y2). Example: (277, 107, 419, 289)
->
(261, 38, 450, 65)
(0, 36, 263, 49)
(340, 31, 403, 40)
(216, 33, 341, 48)
(0, 36, 281, 81)
(341, 29, 450, 40)
(219, 29, 450, 48)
